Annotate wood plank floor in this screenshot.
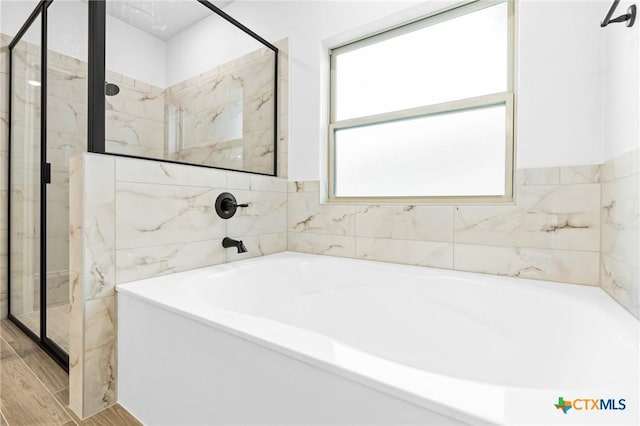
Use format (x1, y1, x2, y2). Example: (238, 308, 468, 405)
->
(0, 319, 142, 426)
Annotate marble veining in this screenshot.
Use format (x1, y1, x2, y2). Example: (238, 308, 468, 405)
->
(116, 239, 226, 284)
(115, 182, 226, 250)
(226, 190, 287, 237)
(83, 296, 116, 416)
(600, 149, 639, 318)
(288, 232, 356, 258)
(83, 155, 116, 301)
(454, 244, 600, 285)
(560, 165, 601, 184)
(356, 205, 453, 242)
(70, 153, 289, 419)
(288, 192, 355, 235)
(356, 237, 453, 269)
(454, 184, 600, 251)
(226, 232, 287, 262)
(287, 177, 602, 286)
(116, 157, 227, 188)
(164, 43, 282, 174)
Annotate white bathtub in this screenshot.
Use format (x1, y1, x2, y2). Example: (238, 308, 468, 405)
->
(117, 252, 639, 425)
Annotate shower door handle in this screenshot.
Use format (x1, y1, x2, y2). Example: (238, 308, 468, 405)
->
(42, 162, 51, 184)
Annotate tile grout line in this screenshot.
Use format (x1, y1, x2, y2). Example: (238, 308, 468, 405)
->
(80, 159, 87, 421)
(0, 335, 76, 426)
(452, 206, 456, 270)
(599, 169, 603, 291)
(288, 230, 600, 254)
(116, 178, 286, 192)
(116, 232, 289, 251)
(112, 157, 118, 412)
(600, 171, 640, 184)
(353, 204, 358, 259)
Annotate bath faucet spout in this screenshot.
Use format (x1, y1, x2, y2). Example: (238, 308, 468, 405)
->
(222, 237, 247, 253)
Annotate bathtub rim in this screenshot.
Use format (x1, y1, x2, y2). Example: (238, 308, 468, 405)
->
(116, 251, 640, 424)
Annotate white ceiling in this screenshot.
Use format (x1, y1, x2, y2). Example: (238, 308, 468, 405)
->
(106, 1, 233, 41)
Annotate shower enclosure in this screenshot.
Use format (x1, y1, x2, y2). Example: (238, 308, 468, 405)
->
(7, 0, 278, 370)
(8, 1, 88, 368)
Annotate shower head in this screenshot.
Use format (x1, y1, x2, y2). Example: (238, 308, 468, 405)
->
(105, 82, 120, 96)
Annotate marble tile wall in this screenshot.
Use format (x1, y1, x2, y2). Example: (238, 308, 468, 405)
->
(164, 38, 288, 177)
(105, 71, 165, 159)
(43, 39, 287, 178)
(2, 36, 287, 316)
(69, 152, 287, 419)
(46, 49, 88, 308)
(288, 165, 603, 286)
(600, 148, 639, 319)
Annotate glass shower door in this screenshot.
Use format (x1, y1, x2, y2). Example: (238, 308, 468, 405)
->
(9, 14, 43, 338)
(44, 1, 88, 354)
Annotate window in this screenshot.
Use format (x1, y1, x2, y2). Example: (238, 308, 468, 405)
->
(329, 0, 515, 202)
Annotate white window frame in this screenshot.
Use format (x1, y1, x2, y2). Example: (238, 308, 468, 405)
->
(328, 0, 517, 204)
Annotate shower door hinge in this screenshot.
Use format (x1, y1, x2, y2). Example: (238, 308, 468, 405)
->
(43, 162, 51, 184)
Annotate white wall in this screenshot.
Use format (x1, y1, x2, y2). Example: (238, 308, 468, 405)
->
(4, 0, 634, 174)
(517, 0, 605, 168)
(1, 0, 165, 88)
(216, 0, 615, 179)
(105, 14, 166, 88)
(165, 8, 267, 87)
(602, 0, 639, 161)
(1, 0, 40, 45)
(218, 1, 422, 180)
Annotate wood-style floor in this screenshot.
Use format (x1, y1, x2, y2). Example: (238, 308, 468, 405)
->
(0, 319, 142, 426)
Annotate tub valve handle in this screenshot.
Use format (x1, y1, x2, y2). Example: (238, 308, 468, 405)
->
(215, 192, 248, 219)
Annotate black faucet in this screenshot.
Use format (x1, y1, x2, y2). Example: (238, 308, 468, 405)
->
(222, 237, 247, 253)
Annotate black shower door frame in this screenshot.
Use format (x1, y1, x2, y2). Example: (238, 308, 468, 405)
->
(6, 0, 68, 370)
(86, 0, 279, 176)
(7, 0, 279, 372)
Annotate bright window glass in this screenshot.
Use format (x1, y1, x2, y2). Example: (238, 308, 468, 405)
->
(334, 104, 506, 197)
(334, 2, 507, 121)
(329, 0, 514, 202)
